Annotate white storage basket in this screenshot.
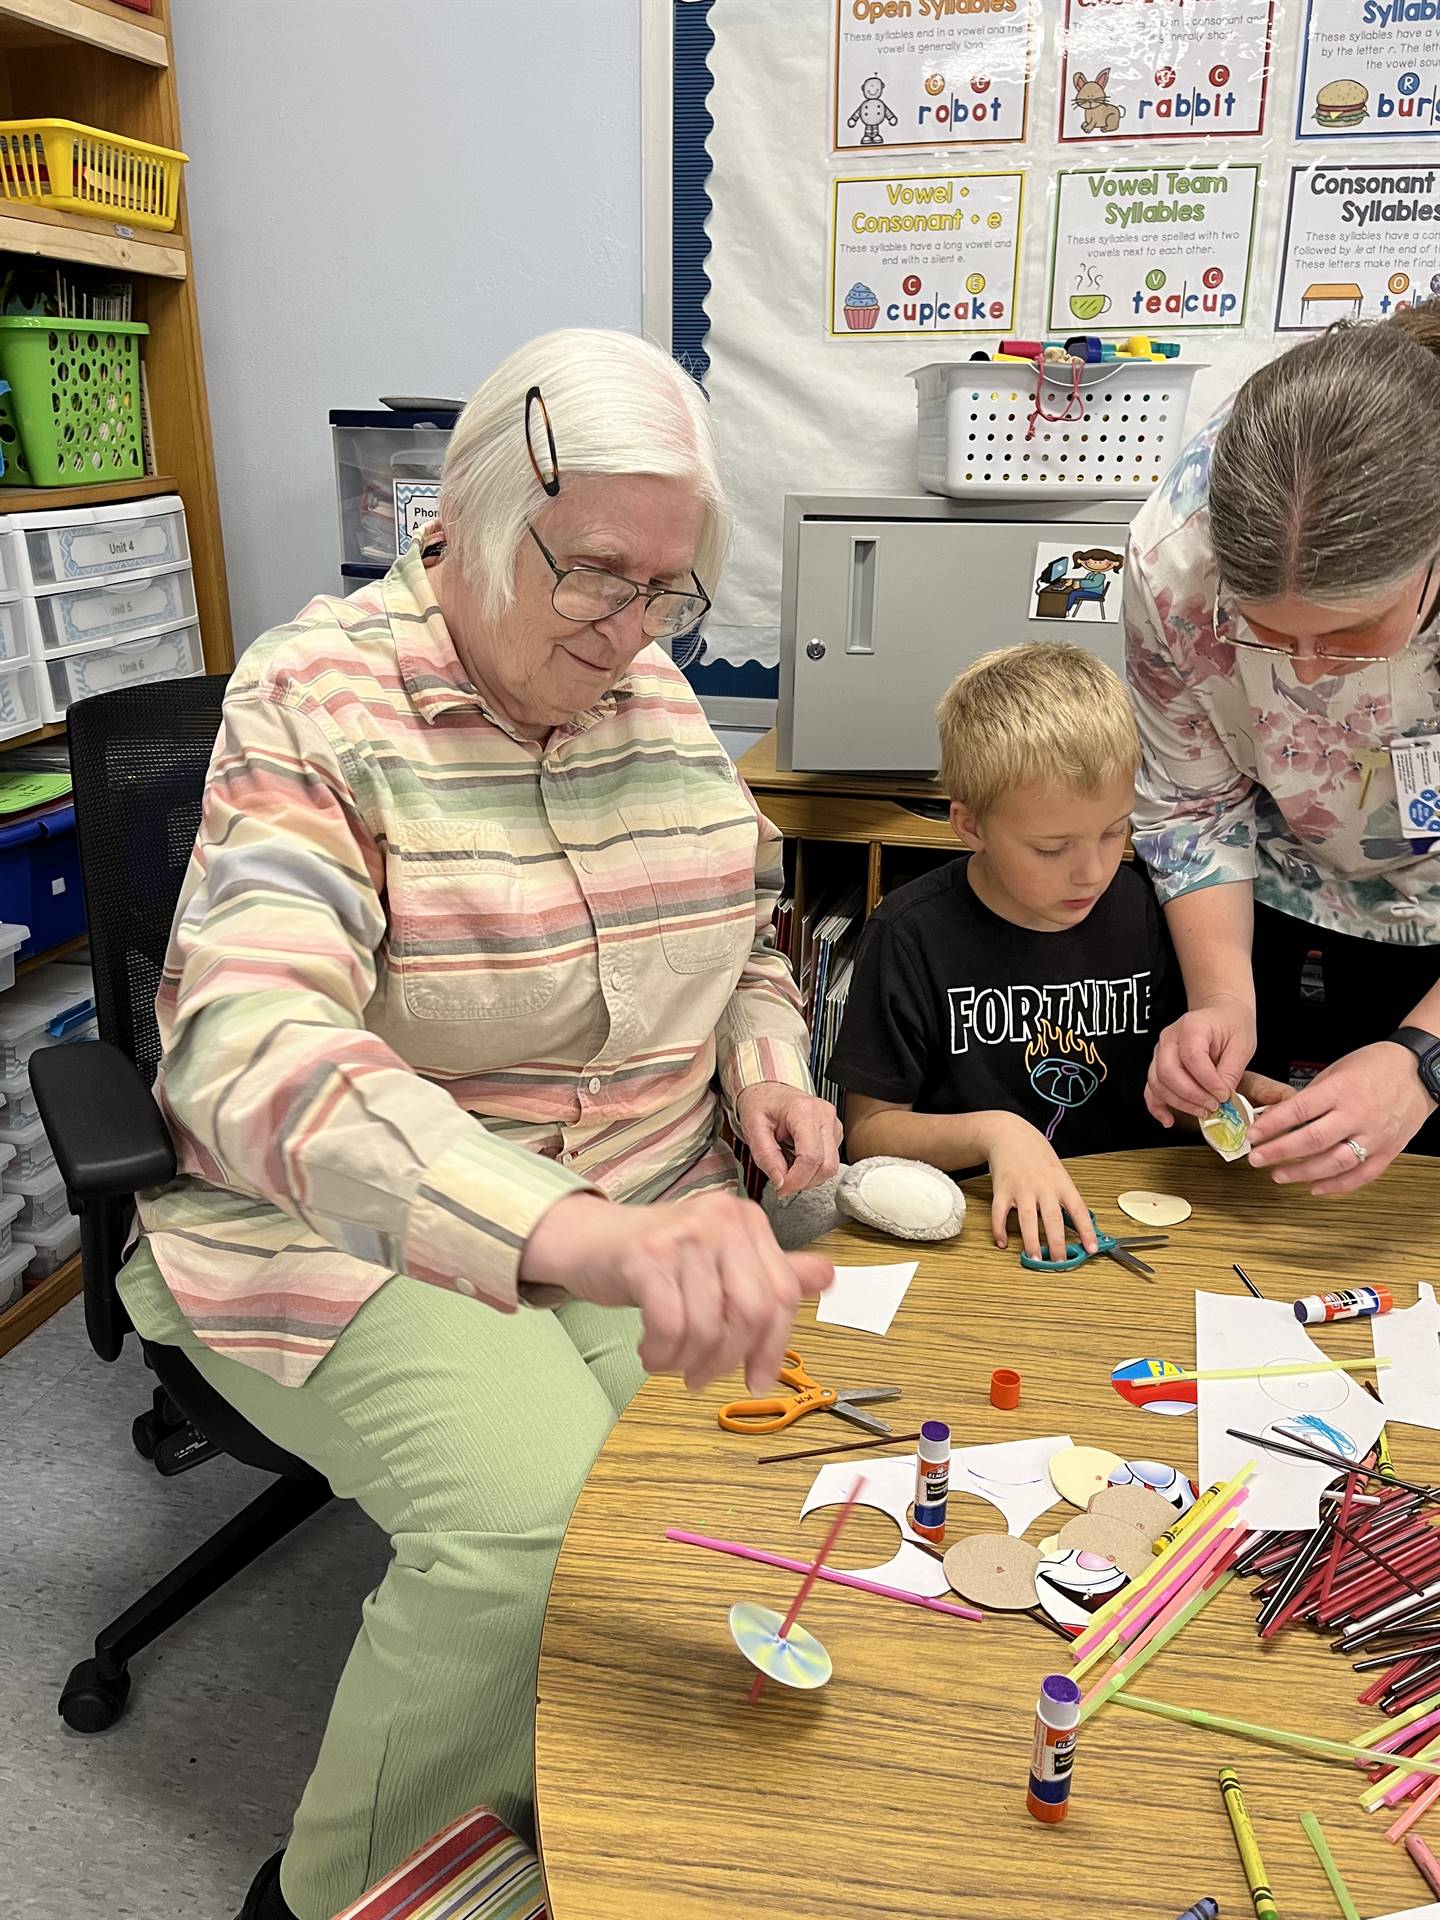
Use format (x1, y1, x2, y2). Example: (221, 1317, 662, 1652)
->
(911, 360, 1202, 499)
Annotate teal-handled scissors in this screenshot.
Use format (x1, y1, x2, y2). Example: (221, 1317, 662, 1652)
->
(1019, 1212, 1169, 1278)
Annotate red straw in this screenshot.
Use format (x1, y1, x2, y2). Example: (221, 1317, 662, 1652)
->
(748, 1473, 866, 1707)
(1317, 1462, 1364, 1618)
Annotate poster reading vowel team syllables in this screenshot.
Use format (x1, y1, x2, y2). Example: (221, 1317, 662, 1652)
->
(1047, 164, 1261, 333)
(831, 0, 1038, 152)
(1296, 0, 1440, 140)
(829, 171, 1024, 336)
(1058, 0, 1275, 143)
(1276, 163, 1440, 330)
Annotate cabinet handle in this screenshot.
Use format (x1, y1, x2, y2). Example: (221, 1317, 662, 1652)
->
(846, 537, 876, 656)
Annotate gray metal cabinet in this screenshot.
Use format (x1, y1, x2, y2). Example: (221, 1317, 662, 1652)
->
(778, 493, 1142, 773)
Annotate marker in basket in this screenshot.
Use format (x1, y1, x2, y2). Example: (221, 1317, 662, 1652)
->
(1026, 1674, 1081, 1823)
(1293, 1286, 1392, 1325)
(912, 1421, 950, 1543)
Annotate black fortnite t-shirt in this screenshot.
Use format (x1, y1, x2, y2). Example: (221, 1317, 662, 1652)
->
(827, 858, 1178, 1157)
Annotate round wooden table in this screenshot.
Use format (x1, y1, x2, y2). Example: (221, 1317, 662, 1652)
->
(536, 1147, 1440, 1920)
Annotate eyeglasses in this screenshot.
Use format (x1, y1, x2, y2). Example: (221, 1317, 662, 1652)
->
(527, 526, 711, 642)
(1213, 562, 1436, 665)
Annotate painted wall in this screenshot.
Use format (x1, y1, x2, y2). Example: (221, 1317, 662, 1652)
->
(173, 0, 645, 651)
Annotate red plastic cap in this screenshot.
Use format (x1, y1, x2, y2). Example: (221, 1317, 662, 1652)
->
(991, 1368, 1021, 1410)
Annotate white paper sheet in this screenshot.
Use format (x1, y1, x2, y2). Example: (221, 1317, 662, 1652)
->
(815, 1261, 918, 1337)
(801, 1434, 1072, 1599)
(1370, 1907, 1440, 1920)
(1195, 1291, 1387, 1531)
(1374, 1283, 1440, 1431)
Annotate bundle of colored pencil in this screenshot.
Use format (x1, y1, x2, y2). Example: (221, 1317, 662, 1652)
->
(1071, 1462, 1254, 1721)
(1227, 1433, 1440, 1833)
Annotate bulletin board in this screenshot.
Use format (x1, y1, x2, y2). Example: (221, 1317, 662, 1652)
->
(644, 0, 1440, 722)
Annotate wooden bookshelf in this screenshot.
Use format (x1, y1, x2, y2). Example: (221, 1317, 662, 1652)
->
(0, 473, 175, 513)
(0, 0, 166, 66)
(0, 1252, 80, 1356)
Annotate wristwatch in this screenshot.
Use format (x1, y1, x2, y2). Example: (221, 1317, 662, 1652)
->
(1387, 1026, 1440, 1103)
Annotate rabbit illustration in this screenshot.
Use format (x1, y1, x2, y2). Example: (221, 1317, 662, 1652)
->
(1073, 69, 1125, 135)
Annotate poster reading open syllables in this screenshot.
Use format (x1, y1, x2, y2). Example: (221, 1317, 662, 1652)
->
(1058, 0, 1275, 143)
(1048, 163, 1261, 333)
(830, 170, 1024, 336)
(1276, 163, 1440, 330)
(831, 0, 1038, 152)
(1296, 0, 1440, 140)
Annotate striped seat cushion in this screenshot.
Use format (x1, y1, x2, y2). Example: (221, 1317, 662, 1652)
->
(333, 1808, 547, 1920)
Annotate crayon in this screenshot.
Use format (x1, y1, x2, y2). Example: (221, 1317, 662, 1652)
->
(1219, 1767, 1279, 1920)
(1407, 1832, 1440, 1898)
(1171, 1903, 1218, 1920)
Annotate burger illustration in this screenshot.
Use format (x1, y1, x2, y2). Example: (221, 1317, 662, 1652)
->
(1313, 78, 1369, 129)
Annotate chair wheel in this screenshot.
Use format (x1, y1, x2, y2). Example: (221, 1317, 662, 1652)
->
(58, 1657, 131, 1732)
(132, 1409, 165, 1460)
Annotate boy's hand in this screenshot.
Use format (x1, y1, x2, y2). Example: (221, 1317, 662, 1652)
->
(986, 1115, 1098, 1266)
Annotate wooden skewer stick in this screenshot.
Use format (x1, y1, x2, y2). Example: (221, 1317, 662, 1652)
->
(757, 1429, 922, 1466)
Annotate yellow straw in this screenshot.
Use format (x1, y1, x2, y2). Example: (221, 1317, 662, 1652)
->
(1115, 1692, 1440, 1779)
(1080, 1571, 1236, 1723)
(1166, 1358, 1390, 1384)
(1360, 1730, 1440, 1811)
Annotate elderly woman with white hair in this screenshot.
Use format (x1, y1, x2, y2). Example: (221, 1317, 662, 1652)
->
(1127, 307, 1440, 1190)
(116, 329, 840, 1920)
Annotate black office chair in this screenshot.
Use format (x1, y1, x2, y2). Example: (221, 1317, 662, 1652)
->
(30, 678, 332, 1734)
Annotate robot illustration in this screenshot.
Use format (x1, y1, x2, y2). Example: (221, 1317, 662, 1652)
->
(848, 74, 897, 146)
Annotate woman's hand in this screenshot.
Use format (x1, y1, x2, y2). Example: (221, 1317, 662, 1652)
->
(1246, 1043, 1437, 1194)
(735, 1081, 843, 1196)
(1146, 993, 1257, 1124)
(986, 1114, 1099, 1266)
(519, 1190, 833, 1391)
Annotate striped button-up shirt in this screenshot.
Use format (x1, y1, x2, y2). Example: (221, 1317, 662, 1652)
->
(137, 544, 812, 1385)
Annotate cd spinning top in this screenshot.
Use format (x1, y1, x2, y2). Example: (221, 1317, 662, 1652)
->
(728, 1602, 833, 1690)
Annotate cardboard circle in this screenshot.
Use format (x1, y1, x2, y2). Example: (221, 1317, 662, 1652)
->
(1056, 1512, 1155, 1577)
(942, 1532, 1043, 1611)
(1088, 1483, 1178, 1541)
(1049, 1444, 1127, 1509)
(1117, 1189, 1192, 1228)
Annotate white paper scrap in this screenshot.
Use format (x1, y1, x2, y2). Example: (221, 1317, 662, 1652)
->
(815, 1261, 918, 1337)
(1195, 1290, 1387, 1532)
(1374, 1284, 1440, 1432)
(1369, 1907, 1440, 1920)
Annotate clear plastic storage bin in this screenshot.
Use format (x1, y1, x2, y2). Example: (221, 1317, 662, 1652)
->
(330, 409, 457, 568)
(25, 562, 196, 653)
(20, 493, 189, 585)
(0, 961, 96, 1079)
(40, 617, 203, 721)
(0, 658, 40, 738)
(0, 1234, 26, 1310)
(0, 526, 21, 594)
(0, 1111, 54, 1177)
(18, 1213, 78, 1283)
(0, 1075, 39, 1127)
(0, 1185, 25, 1254)
(4, 1158, 68, 1234)
(0, 598, 26, 663)
(0, 921, 27, 994)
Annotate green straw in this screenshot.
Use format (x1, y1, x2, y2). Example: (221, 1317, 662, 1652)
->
(1079, 1573, 1234, 1725)
(1113, 1692, 1440, 1779)
(1300, 1812, 1359, 1920)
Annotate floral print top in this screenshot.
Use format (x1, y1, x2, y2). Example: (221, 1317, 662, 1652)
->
(1125, 415, 1440, 948)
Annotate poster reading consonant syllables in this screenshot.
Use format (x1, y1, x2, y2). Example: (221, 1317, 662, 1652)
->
(1296, 0, 1440, 140)
(1276, 163, 1440, 330)
(830, 171, 1024, 336)
(1047, 164, 1261, 333)
(831, 0, 1037, 152)
(1059, 0, 1275, 143)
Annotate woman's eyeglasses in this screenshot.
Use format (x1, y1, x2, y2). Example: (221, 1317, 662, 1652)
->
(523, 383, 710, 643)
(1213, 562, 1436, 664)
(527, 527, 711, 643)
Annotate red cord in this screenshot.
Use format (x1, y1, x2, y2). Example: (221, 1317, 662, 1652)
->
(1026, 358, 1084, 442)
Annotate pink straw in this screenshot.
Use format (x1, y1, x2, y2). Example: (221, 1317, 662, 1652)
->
(1081, 1532, 1241, 1707)
(746, 1476, 865, 1705)
(665, 1528, 983, 1622)
(1106, 1522, 1242, 1657)
(1387, 1774, 1440, 1842)
(1372, 1707, 1440, 1757)
(1070, 1486, 1250, 1658)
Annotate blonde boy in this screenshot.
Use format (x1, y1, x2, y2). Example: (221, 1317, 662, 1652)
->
(828, 642, 1175, 1264)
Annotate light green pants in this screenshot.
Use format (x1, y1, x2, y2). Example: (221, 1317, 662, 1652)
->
(118, 1246, 644, 1920)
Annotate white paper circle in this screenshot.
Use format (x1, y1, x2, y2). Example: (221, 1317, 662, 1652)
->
(1117, 1189, 1192, 1228)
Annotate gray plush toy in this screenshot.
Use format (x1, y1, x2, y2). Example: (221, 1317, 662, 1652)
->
(763, 1156, 965, 1251)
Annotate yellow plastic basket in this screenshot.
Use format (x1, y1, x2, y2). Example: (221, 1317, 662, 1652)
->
(0, 118, 186, 231)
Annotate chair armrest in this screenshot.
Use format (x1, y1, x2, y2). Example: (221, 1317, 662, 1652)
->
(31, 1040, 176, 1200)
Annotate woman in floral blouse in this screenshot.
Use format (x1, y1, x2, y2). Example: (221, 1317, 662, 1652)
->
(1126, 308, 1440, 1192)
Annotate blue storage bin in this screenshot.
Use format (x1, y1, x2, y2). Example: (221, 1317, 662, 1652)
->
(0, 804, 83, 958)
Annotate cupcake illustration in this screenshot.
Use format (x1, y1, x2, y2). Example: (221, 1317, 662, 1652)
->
(843, 281, 880, 330)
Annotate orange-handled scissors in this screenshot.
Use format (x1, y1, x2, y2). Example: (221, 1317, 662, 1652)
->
(717, 1348, 900, 1436)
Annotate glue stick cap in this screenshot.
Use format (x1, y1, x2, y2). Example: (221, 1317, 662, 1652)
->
(990, 1367, 1021, 1410)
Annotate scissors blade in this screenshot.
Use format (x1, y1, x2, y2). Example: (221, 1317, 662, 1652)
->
(1106, 1246, 1155, 1279)
(830, 1398, 895, 1436)
(1116, 1236, 1169, 1252)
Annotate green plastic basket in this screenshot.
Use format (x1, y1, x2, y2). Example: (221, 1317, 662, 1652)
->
(0, 317, 148, 487)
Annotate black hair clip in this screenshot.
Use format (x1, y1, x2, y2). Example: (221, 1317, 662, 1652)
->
(524, 384, 560, 498)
